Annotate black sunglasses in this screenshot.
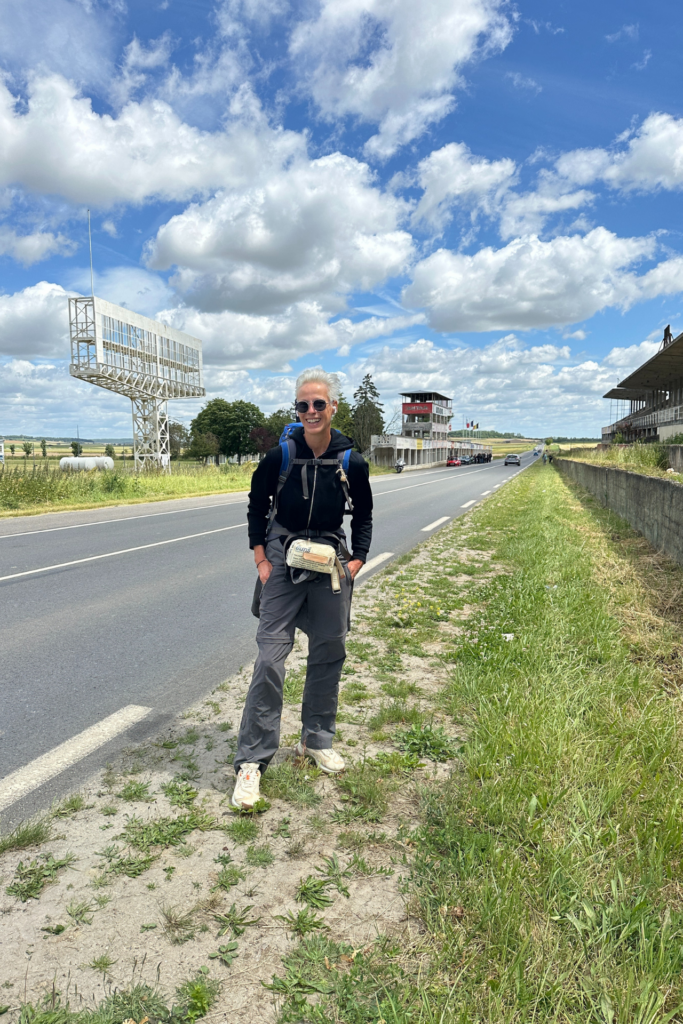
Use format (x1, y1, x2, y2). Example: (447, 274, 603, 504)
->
(295, 399, 331, 413)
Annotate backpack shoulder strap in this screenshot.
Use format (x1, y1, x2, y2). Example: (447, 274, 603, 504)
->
(336, 449, 354, 513)
(269, 439, 296, 524)
(341, 449, 351, 472)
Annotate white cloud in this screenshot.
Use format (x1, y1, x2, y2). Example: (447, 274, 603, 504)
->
(411, 142, 516, 231)
(632, 49, 651, 71)
(0, 226, 74, 264)
(506, 71, 542, 93)
(555, 113, 683, 192)
(111, 32, 174, 106)
(0, 0, 120, 91)
(0, 281, 72, 358)
(146, 152, 413, 315)
(289, 0, 513, 158)
(346, 335, 628, 435)
(498, 181, 594, 238)
(403, 227, 683, 332)
(602, 338, 660, 370)
(0, 73, 304, 207)
(606, 23, 638, 43)
(65, 266, 175, 318)
(161, 301, 424, 370)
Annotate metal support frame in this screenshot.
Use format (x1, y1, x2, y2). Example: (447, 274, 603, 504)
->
(132, 398, 170, 471)
(68, 296, 204, 473)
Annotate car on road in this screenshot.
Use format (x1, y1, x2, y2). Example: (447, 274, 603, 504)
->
(504, 453, 521, 466)
(446, 456, 461, 466)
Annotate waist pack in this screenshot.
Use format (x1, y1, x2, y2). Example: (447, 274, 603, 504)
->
(285, 537, 346, 593)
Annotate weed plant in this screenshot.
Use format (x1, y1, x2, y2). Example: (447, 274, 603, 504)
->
(283, 669, 305, 705)
(395, 722, 458, 760)
(6, 852, 75, 901)
(0, 817, 51, 855)
(275, 906, 329, 938)
(117, 780, 151, 802)
(120, 810, 216, 851)
(214, 903, 260, 936)
(295, 876, 334, 909)
(161, 778, 199, 808)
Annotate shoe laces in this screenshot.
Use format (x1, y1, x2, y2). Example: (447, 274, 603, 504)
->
(238, 763, 260, 789)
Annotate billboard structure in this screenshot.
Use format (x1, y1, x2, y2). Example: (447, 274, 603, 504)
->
(69, 296, 205, 470)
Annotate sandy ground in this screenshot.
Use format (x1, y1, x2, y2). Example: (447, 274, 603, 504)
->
(0, 529, 484, 1023)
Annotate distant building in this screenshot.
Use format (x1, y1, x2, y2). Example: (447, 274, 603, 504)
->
(603, 325, 683, 442)
(369, 390, 491, 468)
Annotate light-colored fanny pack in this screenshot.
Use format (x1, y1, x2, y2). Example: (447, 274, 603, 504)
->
(285, 538, 345, 593)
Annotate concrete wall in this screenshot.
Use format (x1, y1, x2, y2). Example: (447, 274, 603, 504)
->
(667, 445, 683, 472)
(555, 458, 683, 567)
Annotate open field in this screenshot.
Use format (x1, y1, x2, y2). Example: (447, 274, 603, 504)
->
(477, 437, 539, 458)
(0, 461, 393, 516)
(4, 462, 683, 1020)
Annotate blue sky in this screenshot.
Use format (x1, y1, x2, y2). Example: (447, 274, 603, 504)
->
(0, 0, 682, 438)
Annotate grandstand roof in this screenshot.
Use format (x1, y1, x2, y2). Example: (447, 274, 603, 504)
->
(618, 330, 683, 390)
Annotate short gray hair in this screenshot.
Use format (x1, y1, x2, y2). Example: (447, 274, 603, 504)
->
(295, 368, 340, 403)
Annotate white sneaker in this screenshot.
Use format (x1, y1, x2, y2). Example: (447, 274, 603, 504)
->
(296, 742, 345, 774)
(231, 762, 261, 809)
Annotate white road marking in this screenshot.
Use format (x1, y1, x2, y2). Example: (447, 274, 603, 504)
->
(0, 498, 249, 540)
(461, 499, 477, 508)
(356, 552, 394, 578)
(0, 705, 152, 812)
(0, 524, 246, 583)
(494, 484, 501, 488)
(481, 490, 491, 495)
(374, 466, 490, 497)
(421, 516, 450, 532)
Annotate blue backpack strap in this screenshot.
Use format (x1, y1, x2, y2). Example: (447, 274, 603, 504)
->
(341, 448, 351, 472)
(269, 438, 297, 524)
(336, 449, 354, 513)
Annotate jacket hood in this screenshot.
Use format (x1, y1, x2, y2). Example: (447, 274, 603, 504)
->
(292, 425, 354, 454)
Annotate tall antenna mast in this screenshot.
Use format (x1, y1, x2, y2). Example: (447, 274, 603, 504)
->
(87, 209, 94, 297)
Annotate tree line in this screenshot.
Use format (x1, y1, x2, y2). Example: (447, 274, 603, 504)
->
(172, 373, 385, 462)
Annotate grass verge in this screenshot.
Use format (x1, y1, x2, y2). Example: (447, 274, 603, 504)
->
(273, 461, 683, 1022)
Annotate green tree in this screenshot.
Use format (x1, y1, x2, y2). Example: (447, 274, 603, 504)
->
(352, 374, 384, 453)
(40, 439, 47, 458)
(22, 441, 32, 458)
(332, 393, 355, 443)
(187, 431, 221, 462)
(70, 441, 83, 456)
(168, 421, 190, 460)
(191, 399, 265, 463)
(9, 444, 15, 457)
(545, 437, 553, 446)
(104, 443, 115, 458)
(265, 408, 294, 441)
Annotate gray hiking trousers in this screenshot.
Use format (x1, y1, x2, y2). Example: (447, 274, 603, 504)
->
(234, 532, 353, 771)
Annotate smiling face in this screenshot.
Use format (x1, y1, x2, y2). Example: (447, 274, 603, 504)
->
(296, 380, 337, 446)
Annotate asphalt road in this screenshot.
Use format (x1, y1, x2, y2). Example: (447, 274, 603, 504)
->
(0, 452, 535, 825)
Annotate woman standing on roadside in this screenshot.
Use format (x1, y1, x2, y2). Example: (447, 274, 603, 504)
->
(231, 369, 373, 810)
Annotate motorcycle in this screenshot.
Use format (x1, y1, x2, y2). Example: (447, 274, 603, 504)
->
(395, 461, 405, 473)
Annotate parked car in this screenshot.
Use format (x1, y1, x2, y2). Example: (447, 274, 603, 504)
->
(504, 453, 521, 466)
(446, 456, 461, 466)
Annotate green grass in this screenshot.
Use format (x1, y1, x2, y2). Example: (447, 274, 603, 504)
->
(0, 461, 256, 516)
(283, 668, 305, 705)
(161, 777, 199, 808)
(261, 761, 322, 807)
(0, 816, 52, 855)
(5, 852, 75, 901)
(395, 722, 458, 760)
(245, 843, 274, 867)
(118, 780, 152, 801)
(120, 810, 216, 851)
(213, 865, 246, 891)
(265, 462, 683, 1022)
(52, 793, 88, 817)
(223, 816, 259, 844)
(332, 760, 396, 823)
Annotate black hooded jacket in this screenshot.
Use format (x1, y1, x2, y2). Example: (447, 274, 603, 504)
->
(247, 427, 373, 562)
